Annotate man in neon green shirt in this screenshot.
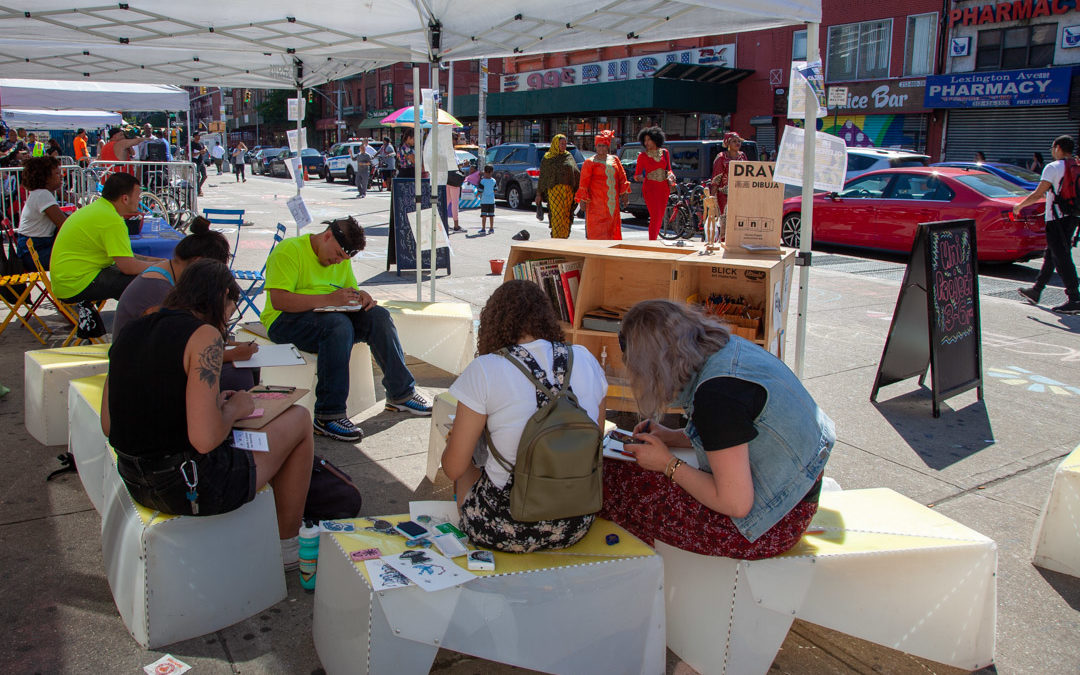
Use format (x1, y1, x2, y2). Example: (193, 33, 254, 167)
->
(263, 217, 432, 442)
(51, 173, 161, 303)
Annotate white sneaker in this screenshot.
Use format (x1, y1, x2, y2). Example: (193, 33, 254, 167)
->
(280, 536, 299, 571)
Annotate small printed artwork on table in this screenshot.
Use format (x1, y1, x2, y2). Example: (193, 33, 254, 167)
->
(364, 559, 412, 591)
(381, 550, 475, 592)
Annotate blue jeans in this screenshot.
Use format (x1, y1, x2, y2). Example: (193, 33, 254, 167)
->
(267, 307, 414, 419)
(16, 234, 54, 271)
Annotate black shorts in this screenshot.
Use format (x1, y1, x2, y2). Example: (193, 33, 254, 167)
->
(480, 203, 495, 216)
(117, 443, 257, 516)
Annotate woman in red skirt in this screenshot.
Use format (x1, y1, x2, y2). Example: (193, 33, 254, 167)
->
(601, 300, 834, 559)
(633, 126, 676, 240)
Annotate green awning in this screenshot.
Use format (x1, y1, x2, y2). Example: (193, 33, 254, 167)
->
(357, 117, 387, 129)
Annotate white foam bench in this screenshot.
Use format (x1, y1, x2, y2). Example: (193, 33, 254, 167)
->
(237, 324, 376, 418)
(1032, 445, 1080, 578)
(312, 512, 665, 675)
(25, 344, 110, 446)
(68, 373, 288, 648)
(381, 300, 475, 375)
(659, 479, 997, 674)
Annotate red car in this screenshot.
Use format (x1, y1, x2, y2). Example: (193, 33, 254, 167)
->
(781, 167, 1046, 263)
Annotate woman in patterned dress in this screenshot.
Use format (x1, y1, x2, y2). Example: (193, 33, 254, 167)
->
(575, 130, 630, 239)
(710, 131, 747, 217)
(535, 134, 580, 238)
(633, 126, 676, 240)
(442, 281, 607, 553)
(600, 300, 833, 559)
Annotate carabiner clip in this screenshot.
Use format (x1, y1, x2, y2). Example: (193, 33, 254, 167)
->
(180, 459, 199, 490)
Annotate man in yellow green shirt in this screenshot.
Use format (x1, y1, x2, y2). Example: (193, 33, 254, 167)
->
(51, 173, 162, 303)
(263, 217, 431, 442)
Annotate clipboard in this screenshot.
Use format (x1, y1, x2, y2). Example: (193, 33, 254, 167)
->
(232, 343, 307, 368)
(234, 386, 310, 429)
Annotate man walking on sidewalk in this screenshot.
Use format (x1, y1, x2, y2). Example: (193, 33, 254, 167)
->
(1014, 134, 1080, 315)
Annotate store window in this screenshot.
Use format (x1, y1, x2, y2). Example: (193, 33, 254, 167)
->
(792, 30, 807, 61)
(975, 23, 1056, 70)
(827, 19, 892, 81)
(904, 13, 937, 76)
(381, 83, 393, 108)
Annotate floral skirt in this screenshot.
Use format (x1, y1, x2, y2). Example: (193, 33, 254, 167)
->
(547, 184, 574, 238)
(460, 470, 595, 553)
(599, 458, 818, 560)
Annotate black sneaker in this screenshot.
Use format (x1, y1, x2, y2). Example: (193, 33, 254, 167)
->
(1051, 300, 1080, 315)
(1017, 287, 1041, 305)
(313, 417, 363, 442)
(385, 390, 433, 416)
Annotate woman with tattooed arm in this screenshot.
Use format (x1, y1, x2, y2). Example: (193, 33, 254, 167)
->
(101, 259, 314, 570)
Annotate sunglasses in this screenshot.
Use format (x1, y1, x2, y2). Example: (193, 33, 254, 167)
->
(330, 222, 360, 258)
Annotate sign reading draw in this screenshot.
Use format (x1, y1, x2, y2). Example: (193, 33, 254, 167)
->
(501, 45, 734, 92)
(773, 127, 847, 193)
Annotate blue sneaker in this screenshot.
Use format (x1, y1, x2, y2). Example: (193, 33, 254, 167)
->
(313, 417, 363, 442)
(386, 390, 433, 416)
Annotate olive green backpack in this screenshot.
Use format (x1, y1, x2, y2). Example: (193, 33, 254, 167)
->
(485, 346, 603, 522)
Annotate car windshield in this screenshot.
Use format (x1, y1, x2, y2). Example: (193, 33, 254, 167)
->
(301, 148, 320, 156)
(891, 158, 929, 167)
(993, 164, 1040, 182)
(954, 173, 1030, 198)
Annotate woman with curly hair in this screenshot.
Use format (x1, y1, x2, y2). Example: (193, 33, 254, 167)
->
(16, 155, 66, 269)
(442, 280, 607, 552)
(634, 126, 675, 240)
(600, 300, 834, 559)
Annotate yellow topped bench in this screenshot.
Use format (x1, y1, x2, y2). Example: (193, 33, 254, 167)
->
(1032, 445, 1080, 578)
(26, 343, 110, 446)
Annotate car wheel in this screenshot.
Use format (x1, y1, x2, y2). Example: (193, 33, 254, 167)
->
(781, 213, 801, 248)
(506, 183, 523, 210)
(325, 169, 334, 183)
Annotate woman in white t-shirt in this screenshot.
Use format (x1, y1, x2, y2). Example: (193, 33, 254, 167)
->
(443, 280, 607, 552)
(16, 156, 66, 270)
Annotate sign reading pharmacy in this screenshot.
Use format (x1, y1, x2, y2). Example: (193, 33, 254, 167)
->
(924, 68, 1071, 108)
(502, 45, 734, 92)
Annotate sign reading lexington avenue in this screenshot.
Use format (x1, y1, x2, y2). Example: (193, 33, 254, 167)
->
(924, 67, 1071, 108)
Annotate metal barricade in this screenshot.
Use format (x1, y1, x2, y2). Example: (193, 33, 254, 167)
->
(88, 160, 199, 229)
(0, 160, 83, 232)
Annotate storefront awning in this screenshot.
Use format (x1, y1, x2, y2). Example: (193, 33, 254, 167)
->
(653, 62, 753, 85)
(357, 117, 387, 129)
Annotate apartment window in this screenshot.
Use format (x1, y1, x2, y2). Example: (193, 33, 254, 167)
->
(975, 23, 1055, 70)
(792, 29, 807, 61)
(827, 19, 892, 81)
(905, 13, 937, 76)
(381, 83, 393, 108)
(365, 87, 376, 109)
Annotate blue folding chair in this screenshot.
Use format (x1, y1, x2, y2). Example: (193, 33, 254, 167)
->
(203, 208, 246, 268)
(231, 223, 287, 327)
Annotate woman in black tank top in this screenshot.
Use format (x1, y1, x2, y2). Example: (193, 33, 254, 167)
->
(102, 259, 314, 568)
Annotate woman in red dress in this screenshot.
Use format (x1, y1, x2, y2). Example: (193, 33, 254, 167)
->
(633, 126, 676, 240)
(575, 130, 630, 240)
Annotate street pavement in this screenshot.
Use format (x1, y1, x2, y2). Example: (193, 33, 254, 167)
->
(1, 169, 1078, 673)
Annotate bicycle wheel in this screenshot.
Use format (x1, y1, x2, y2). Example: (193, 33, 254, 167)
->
(659, 202, 683, 239)
(138, 191, 169, 221)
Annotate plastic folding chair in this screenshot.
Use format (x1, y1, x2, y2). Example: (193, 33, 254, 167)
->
(0, 219, 50, 343)
(203, 208, 246, 268)
(231, 223, 287, 327)
(24, 239, 105, 347)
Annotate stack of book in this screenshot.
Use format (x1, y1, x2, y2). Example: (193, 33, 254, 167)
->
(510, 258, 583, 324)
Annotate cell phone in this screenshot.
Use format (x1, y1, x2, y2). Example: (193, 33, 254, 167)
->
(608, 430, 636, 444)
(393, 520, 430, 539)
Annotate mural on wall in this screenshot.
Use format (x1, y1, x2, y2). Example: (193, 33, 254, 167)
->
(823, 115, 911, 149)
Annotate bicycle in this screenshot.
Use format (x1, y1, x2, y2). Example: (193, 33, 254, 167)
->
(660, 181, 707, 240)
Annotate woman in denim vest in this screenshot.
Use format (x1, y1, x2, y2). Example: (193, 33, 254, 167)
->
(601, 300, 834, 559)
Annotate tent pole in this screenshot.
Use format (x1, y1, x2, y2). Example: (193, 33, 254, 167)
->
(794, 22, 819, 379)
(447, 61, 454, 116)
(478, 58, 488, 171)
(414, 65, 423, 302)
(296, 85, 304, 236)
(430, 64, 441, 301)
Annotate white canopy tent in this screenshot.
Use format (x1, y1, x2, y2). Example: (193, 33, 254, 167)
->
(0, 79, 188, 111)
(1, 108, 121, 131)
(0, 1, 822, 374)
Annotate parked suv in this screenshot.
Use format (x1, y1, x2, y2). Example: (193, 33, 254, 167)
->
(618, 139, 757, 219)
(325, 140, 383, 183)
(484, 142, 586, 209)
(845, 147, 929, 179)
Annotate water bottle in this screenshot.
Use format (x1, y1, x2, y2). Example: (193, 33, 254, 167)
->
(298, 522, 320, 590)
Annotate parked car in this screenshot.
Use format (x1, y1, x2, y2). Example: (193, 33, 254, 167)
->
(484, 142, 586, 209)
(845, 147, 929, 180)
(300, 148, 325, 177)
(252, 147, 286, 176)
(325, 139, 383, 183)
(618, 139, 758, 219)
(267, 148, 293, 178)
(779, 167, 1046, 263)
(931, 161, 1041, 191)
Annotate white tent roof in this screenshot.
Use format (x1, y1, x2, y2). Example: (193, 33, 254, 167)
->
(0, 1, 820, 87)
(1, 107, 122, 130)
(0, 78, 189, 111)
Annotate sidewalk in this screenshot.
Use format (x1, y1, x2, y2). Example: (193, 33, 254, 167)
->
(1, 177, 1077, 673)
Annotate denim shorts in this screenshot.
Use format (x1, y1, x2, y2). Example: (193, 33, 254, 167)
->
(117, 443, 256, 516)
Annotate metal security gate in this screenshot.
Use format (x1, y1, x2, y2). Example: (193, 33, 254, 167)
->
(944, 106, 1078, 165)
(902, 114, 928, 153)
(752, 122, 776, 155)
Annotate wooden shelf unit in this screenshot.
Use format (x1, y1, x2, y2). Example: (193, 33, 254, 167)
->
(505, 240, 796, 412)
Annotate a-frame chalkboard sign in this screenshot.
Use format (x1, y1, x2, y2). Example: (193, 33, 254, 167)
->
(387, 177, 451, 276)
(870, 219, 983, 417)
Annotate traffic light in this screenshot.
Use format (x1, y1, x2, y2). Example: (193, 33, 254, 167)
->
(199, 86, 206, 95)
(244, 90, 251, 103)
(307, 91, 314, 103)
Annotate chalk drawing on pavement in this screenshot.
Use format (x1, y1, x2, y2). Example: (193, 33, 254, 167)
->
(987, 366, 1080, 395)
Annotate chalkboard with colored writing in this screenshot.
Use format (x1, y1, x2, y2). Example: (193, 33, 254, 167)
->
(871, 219, 983, 417)
(387, 178, 450, 275)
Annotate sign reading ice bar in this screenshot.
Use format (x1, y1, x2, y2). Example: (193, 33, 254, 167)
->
(949, 0, 1080, 28)
(501, 45, 734, 92)
(924, 67, 1070, 108)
